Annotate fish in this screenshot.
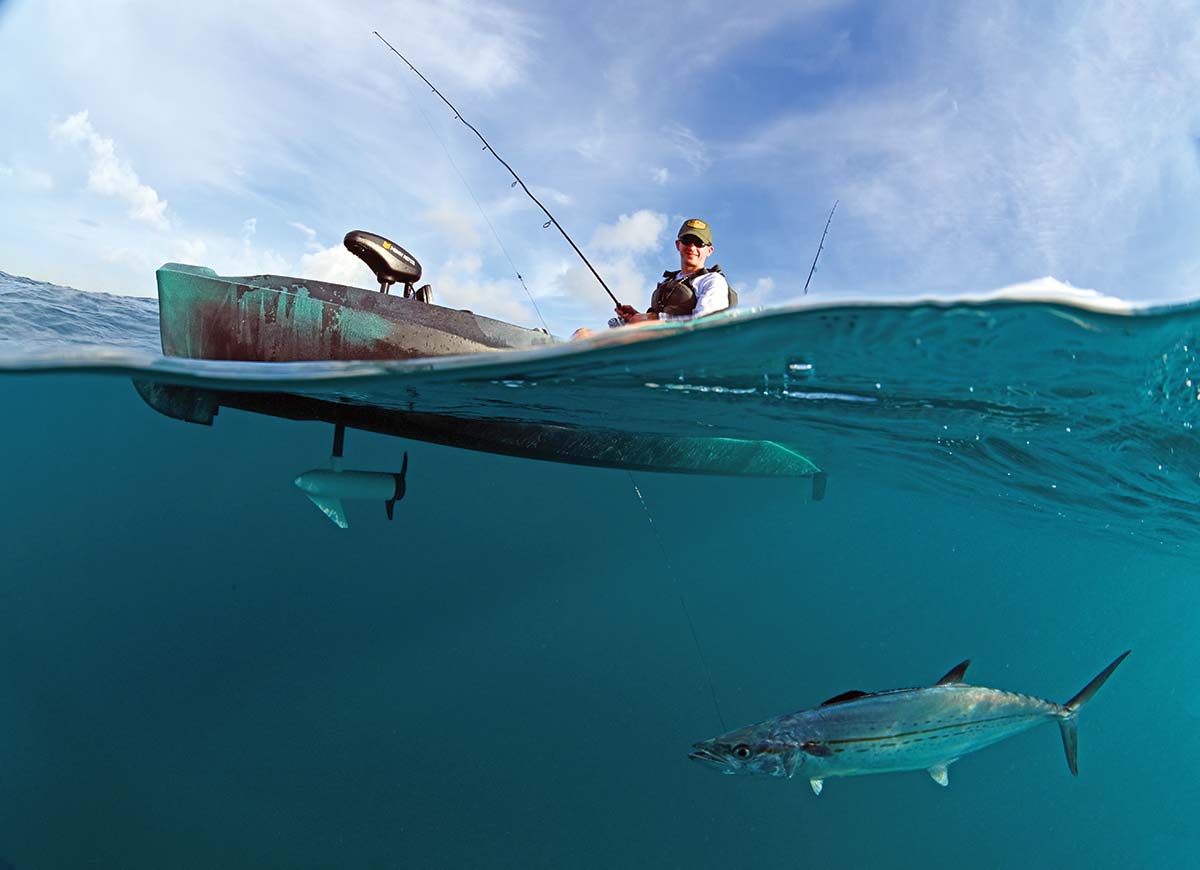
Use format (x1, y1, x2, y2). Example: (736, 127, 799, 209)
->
(689, 651, 1129, 795)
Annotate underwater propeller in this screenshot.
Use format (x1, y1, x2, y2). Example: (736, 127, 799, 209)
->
(293, 424, 409, 528)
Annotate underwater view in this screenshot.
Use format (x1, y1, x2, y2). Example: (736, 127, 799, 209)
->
(2, 269, 1197, 868)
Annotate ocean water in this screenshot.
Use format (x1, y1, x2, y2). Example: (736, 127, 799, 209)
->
(1, 268, 1198, 869)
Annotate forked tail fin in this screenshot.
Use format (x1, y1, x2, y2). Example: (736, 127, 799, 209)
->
(1057, 650, 1130, 776)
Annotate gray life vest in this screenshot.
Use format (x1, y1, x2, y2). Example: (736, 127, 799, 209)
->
(648, 264, 738, 316)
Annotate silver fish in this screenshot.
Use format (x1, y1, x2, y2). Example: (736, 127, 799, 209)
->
(689, 651, 1129, 795)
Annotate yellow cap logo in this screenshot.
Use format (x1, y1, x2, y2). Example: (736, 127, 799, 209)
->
(383, 241, 392, 250)
(685, 219, 707, 229)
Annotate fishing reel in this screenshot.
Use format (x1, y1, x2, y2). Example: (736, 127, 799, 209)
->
(344, 230, 433, 301)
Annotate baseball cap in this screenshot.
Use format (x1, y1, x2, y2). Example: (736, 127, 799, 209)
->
(676, 218, 712, 246)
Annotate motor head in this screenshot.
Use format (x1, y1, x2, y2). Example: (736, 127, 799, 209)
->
(344, 230, 422, 292)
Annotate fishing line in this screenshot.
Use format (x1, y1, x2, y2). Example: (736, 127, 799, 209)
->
(375, 32, 622, 308)
(628, 473, 726, 731)
(387, 51, 550, 333)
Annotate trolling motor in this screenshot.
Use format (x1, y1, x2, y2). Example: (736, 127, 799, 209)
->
(294, 424, 409, 528)
(344, 230, 433, 301)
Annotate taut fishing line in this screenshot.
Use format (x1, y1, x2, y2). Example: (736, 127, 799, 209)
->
(629, 474, 726, 732)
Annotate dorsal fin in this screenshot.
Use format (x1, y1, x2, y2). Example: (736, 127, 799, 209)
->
(936, 660, 971, 685)
(820, 689, 871, 706)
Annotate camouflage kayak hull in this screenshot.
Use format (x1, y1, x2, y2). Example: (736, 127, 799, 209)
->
(155, 263, 557, 362)
(142, 263, 824, 484)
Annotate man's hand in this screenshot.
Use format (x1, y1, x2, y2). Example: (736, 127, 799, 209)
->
(614, 304, 639, 323)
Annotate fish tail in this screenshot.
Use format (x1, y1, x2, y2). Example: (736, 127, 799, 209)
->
(1056, 650, 1130, 776)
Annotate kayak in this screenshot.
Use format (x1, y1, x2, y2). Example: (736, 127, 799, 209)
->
(137, 231, 825, 500)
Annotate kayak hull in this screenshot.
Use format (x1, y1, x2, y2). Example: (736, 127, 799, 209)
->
(132, 380, 824, 480)
(143, 263, 824, 486)
(155, 263, 557, 362)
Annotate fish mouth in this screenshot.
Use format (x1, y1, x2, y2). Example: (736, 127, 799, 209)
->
(688, 745, 729, 768)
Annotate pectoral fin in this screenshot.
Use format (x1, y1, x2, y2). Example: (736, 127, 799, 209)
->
(782, 752, 800, 779)
(809, 778, 824, 796)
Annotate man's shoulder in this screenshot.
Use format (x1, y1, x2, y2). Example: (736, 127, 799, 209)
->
(695, 269, 729, 289)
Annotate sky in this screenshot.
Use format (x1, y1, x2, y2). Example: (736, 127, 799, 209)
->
(3, 0, 1200, 334)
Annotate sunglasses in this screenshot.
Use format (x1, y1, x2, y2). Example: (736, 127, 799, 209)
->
(678, 236, 709, 248)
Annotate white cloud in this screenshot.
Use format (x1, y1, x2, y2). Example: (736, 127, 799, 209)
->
(555, 254, 651, 308)
(741, 276, 776, 305)
(433, 252, 541, 325)
(651, 167, 669, 186)
(727, 3, 1200, 295)
(300, 243, 374, 287)
(242, 217, 257, 237)
(380, 0, 538, 93)
(589, 210, 666, 254)
(217, 244, 290, 277)
(50, 110, 169, 230)
(419, 206, 482, 250)
(173, 238, 208, 264)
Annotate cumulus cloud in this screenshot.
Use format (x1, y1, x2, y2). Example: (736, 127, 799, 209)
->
(555, 254, 652, 308)
(51, 110, 170, 230)
(218, 244, 290, 277)
(742, 276, 776, 305)
(300, 243, 375, 287)
(173, 238, 208, 264)
(420, 206, 482, 250)
(433, 252, 541, 325)
(589, 209, 667, 254)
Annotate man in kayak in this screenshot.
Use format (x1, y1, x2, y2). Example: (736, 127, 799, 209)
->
(572, 218, 734, 339)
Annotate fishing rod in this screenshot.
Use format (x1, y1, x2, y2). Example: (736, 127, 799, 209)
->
(803, 199, 838, 295)
(374, 32, 621, 308)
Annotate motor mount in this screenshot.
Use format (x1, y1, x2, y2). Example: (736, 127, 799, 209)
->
(344, 230, 432, 300)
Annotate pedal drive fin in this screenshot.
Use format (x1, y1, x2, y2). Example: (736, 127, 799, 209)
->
(928, 763, 950, 787)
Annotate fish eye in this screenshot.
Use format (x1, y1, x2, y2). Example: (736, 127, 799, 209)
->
(733, 744, 752, 759)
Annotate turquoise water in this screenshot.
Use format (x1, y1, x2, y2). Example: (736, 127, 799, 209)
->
(2, 270, 1198, 868)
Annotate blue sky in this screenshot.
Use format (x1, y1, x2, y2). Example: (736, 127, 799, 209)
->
(2, 0, 1199, 333)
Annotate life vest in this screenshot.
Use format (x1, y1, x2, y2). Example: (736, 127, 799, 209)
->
(648, 264, 738, 316)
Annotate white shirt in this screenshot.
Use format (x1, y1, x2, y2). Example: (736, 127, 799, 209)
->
(659, 271, 732, 321)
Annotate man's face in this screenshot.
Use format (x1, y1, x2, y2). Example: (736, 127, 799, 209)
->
(676, 235, 712, 272)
